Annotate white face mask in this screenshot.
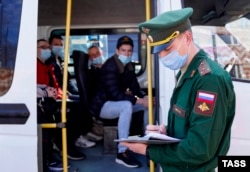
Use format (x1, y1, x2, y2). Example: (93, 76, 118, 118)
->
(159, 38, 189, 70)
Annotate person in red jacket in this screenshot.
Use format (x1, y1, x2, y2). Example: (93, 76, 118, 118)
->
(37, 39, 86, 162)
(37, 39, 63, 99)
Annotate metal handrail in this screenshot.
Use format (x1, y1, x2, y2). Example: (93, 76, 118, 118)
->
(41, 0, 73, 172)
(145, 0, 156, 172)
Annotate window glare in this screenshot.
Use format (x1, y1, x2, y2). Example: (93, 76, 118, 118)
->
(192, 19, 250, 81)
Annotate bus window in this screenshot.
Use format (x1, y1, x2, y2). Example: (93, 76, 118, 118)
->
(184, 0, 250, 81)
(192, 16, 250, 81)
(0, 0, 22, 96)
(50, 28, 147, 75)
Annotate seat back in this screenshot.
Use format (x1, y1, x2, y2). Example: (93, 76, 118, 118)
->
(72, 50, 117, 124)
(72, 50, 90, 110)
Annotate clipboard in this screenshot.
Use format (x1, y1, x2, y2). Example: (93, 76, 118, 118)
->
(114, 133, 181, 145)
(114, 138, 180, 144)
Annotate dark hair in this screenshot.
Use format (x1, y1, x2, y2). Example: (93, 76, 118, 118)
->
(37, 39, 48, 44)
(116, 35, 134, 49)
(48, 34, 63, 44)
(88, 45, 100, 51)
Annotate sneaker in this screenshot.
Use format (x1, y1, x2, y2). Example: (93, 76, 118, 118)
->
(48, 160, 71, 171)
(92, 117, 103, 125)
(53, 142, 86, 161)
(86, 132, 103, 142)
(75, 135, 96, 148)
(67, 147, 86, 160)
(115, 150, 141, 168)
(52, 142, 62, 152)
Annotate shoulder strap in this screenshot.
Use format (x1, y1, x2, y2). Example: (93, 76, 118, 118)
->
(198, 60, 211, 76)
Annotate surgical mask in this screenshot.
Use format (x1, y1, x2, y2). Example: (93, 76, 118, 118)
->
(91, 56, 103, 65)
(118, 54, 132, 65)
(159, 38, 189, 70)
(52, 46, 64, 58)
(40, 49, 51, 61)
(159, 50, 188, 70)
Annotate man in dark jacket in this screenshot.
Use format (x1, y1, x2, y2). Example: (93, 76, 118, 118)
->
(89, 36, 149, 168)
(48, 34, 79, 95)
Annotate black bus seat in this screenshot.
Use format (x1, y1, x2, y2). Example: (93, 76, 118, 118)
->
(72, 50, 144, 153)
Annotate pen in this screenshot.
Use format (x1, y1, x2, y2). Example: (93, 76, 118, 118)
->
(156, 121, 160, 133)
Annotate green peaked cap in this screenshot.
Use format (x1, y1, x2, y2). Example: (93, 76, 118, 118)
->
(138, 7, 193, 53)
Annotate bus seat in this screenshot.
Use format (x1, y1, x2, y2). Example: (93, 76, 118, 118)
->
(72, 50, 144, 153)
(71, 50, 119, 126)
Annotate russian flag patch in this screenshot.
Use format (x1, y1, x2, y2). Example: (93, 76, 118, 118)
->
(194, 91, 217, 116)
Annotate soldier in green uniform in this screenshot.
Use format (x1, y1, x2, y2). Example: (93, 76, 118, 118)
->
(121, 7, 236, 172)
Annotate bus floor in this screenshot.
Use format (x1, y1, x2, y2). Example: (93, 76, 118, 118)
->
(50, 140, 160, 172)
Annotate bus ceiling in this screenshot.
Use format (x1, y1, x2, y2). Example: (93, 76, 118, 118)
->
(38, 0, 250, 27)
(38, 0, 154, 26)
(183, 0, 250, 26)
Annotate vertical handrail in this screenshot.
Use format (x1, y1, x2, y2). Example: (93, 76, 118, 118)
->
(145, 0, 156, 172)
(61, 0, 72, 171)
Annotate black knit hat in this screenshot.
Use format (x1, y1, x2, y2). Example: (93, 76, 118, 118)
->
(116, 36, 134, 49)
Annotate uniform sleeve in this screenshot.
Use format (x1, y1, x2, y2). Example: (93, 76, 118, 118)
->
(149, 74, 234, 166)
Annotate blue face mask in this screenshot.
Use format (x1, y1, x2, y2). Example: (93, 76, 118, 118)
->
(159, 38, 189, 70)
(159, 50, 188, 70)
(118, 54, 132, 65)
(91, 56, 103, 65)
(52, 46, 64, 58)
(40, 49, 51, 61)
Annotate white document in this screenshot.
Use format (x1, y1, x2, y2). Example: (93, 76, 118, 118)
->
(114, 133, 181, 144)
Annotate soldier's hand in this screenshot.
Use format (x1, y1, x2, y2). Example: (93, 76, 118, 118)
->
(145, 124, 166, 135)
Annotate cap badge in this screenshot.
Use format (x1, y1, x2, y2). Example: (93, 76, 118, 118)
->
(122, 37, 129, 42)
(141, 27, 150, 34)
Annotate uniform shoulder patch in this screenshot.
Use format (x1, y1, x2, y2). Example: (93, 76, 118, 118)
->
(194, 90, 217, 117)
(198, 60, 211, 76)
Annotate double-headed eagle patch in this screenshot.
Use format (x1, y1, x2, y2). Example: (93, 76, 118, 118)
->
(194, 91, 217, 117)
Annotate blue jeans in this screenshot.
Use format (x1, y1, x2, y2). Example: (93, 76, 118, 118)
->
(99, 100, 148, 153)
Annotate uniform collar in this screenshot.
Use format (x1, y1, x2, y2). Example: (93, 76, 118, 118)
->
(176, 49, 208, 86)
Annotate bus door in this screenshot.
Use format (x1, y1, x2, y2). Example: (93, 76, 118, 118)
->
(0, 0, 38, 171)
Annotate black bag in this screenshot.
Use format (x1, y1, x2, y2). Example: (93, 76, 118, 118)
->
(37, 97, 58, 123)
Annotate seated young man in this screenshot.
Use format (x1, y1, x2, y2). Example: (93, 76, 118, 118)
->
(48, 35, 103, 145)
(89, 36, 150, 168)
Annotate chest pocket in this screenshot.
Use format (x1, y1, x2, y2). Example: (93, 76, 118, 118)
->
(172, 104, 190, 139)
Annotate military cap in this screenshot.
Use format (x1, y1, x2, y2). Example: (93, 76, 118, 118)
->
(138, 7, 193, 53)
(116, 35, 134, 49)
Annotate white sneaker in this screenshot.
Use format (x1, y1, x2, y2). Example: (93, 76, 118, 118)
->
(75, 135, 96, 148)
(86, 132, 103, 142)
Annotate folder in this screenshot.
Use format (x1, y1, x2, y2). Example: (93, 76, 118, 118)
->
(114, 132, 181, 144)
